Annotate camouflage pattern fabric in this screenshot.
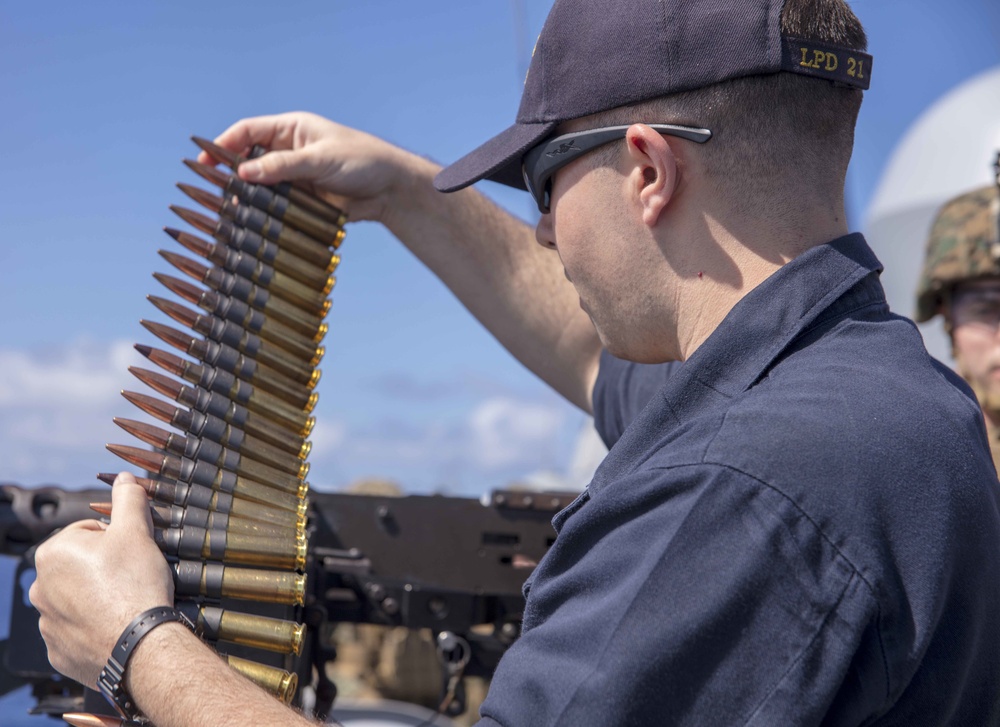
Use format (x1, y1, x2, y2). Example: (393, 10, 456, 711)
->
(915, 185, 1000, 322)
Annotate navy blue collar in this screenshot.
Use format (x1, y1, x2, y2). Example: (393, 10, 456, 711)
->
(577, 233, 885, 508)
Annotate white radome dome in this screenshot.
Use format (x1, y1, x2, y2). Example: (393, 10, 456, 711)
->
(864, 66, 1000, 364)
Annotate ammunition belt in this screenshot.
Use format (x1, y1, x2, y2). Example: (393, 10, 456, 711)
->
(105, 137, 345, 709)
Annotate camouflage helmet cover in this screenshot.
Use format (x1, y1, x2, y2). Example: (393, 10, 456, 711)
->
(915, 184, 1000, 323)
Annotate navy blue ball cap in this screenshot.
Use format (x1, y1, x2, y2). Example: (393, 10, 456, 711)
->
(435, 120, 558, 193)
(434, 0, 871, 194)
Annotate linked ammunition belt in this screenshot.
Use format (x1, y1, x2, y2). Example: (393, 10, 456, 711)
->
(105, 137, 345, 708)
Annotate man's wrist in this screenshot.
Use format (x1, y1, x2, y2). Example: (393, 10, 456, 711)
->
(380, 151, 446, 234)
(99, 606, 195, 721)
(123, 619, 200, 698)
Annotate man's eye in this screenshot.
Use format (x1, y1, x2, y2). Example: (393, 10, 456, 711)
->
(963, 303, 1000, 320)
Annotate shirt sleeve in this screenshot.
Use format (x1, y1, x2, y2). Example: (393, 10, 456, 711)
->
(592, 350, 681, 450)
(476, 464, 885, 727)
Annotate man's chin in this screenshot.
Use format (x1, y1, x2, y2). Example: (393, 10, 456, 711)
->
(980, 388, 1000, 415)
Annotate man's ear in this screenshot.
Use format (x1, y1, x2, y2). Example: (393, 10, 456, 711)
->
(625, 124, 680, 227)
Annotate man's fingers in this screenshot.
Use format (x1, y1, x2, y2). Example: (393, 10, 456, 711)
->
(238, 148, 326, 186)
(60, 518, 108, 534)
(109, 472, 154, 537)
(212, 113, 310, 157)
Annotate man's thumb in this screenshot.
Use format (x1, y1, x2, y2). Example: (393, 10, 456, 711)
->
(109, 471, 154, 536)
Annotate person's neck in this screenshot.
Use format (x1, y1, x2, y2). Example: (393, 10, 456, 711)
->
(668, 203, 850, 362)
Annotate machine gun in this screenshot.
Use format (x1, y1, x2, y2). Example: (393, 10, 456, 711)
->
(0, 482, 575, 723)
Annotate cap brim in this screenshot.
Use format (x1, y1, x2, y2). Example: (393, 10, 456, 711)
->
(434, 121, 558, 193)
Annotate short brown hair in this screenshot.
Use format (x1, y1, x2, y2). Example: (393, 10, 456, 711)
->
(589, 0, 867, 215)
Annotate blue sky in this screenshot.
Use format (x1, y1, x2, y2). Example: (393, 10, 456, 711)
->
(1, 0, 998, 498)
(1, 0, 999, 722)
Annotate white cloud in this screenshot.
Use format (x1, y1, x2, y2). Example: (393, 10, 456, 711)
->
(0, 339, 145, 484)
(0, 340, 585, 495)
(307, 418, 347, 452)
(467, 396, 567, 469)
(0, 339, 141, 407)
(307, 394, 577, 494)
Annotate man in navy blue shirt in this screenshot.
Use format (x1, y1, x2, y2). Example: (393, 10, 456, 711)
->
(31, 0, 1000, 724)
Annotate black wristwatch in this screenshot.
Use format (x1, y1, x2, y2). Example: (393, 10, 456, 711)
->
(97, 606, 196, 721)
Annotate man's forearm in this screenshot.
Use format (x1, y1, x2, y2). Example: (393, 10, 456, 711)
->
(383, 153, 602, 412)
(127, 622, 317, 727)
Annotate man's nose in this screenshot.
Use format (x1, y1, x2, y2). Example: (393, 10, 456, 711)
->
(534, 213, 556, 250)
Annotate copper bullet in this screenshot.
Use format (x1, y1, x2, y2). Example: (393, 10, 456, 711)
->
(122, 388, 310, 459)
(164, 217, 336, 291)
(106, 444, 307, 511)
(62, 714, 123, 727)
(133, 343, 319, 438)
(113, 417, 307, 483)
(128, 363, 314, 438)
(97, 472, 307, 529)
(154, 271, 327, 344)
(161, 239, 332, 317)
(92, 500, 299, 539)
(148, 294, 324, 370)
(160, 238, 331, 322)
(140, 320, 319, 407)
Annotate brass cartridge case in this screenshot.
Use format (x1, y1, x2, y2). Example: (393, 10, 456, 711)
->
(224, 174, 344, 246)
(155, 524, 307, 571)
(151, 501, 302, 540)
(162, 243, 331, 325)
(101, 472, 306, 528)
(145, 305, 322, 389)
(122, 390, 309, 466)
(106, 444, 307, 512)
(161, 236, 332, 316)
(154, 275, 328, 351)
(227, 488, 308, 527)
(129, 364, 316, 441)
(116, 416, 307, 479)
(167, 215, 336, 291)
(171, 220, 332, 300)
(217, 192, 334, 268)
(212, 273, 329, 339)
(173, 559, 305, 606)
(141, 320, 319, 408)
(179, 602, 304, 655)
(221, 655, 297, 704)
(178, 183, 333, 269)
(131, 357, 317, 435)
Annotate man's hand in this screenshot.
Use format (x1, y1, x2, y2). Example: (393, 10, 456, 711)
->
(200, 111, 602, 411)
(198, 111, 416, 226)
(29, 472, 173, 688)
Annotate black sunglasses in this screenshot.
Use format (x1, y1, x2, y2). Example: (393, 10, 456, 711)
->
(521, 123, 712, 213)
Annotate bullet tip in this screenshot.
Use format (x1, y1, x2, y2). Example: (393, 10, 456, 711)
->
(63, 713, 122, 727)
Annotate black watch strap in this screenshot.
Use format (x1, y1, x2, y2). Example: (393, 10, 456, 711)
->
(98, 606, 196, 721)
